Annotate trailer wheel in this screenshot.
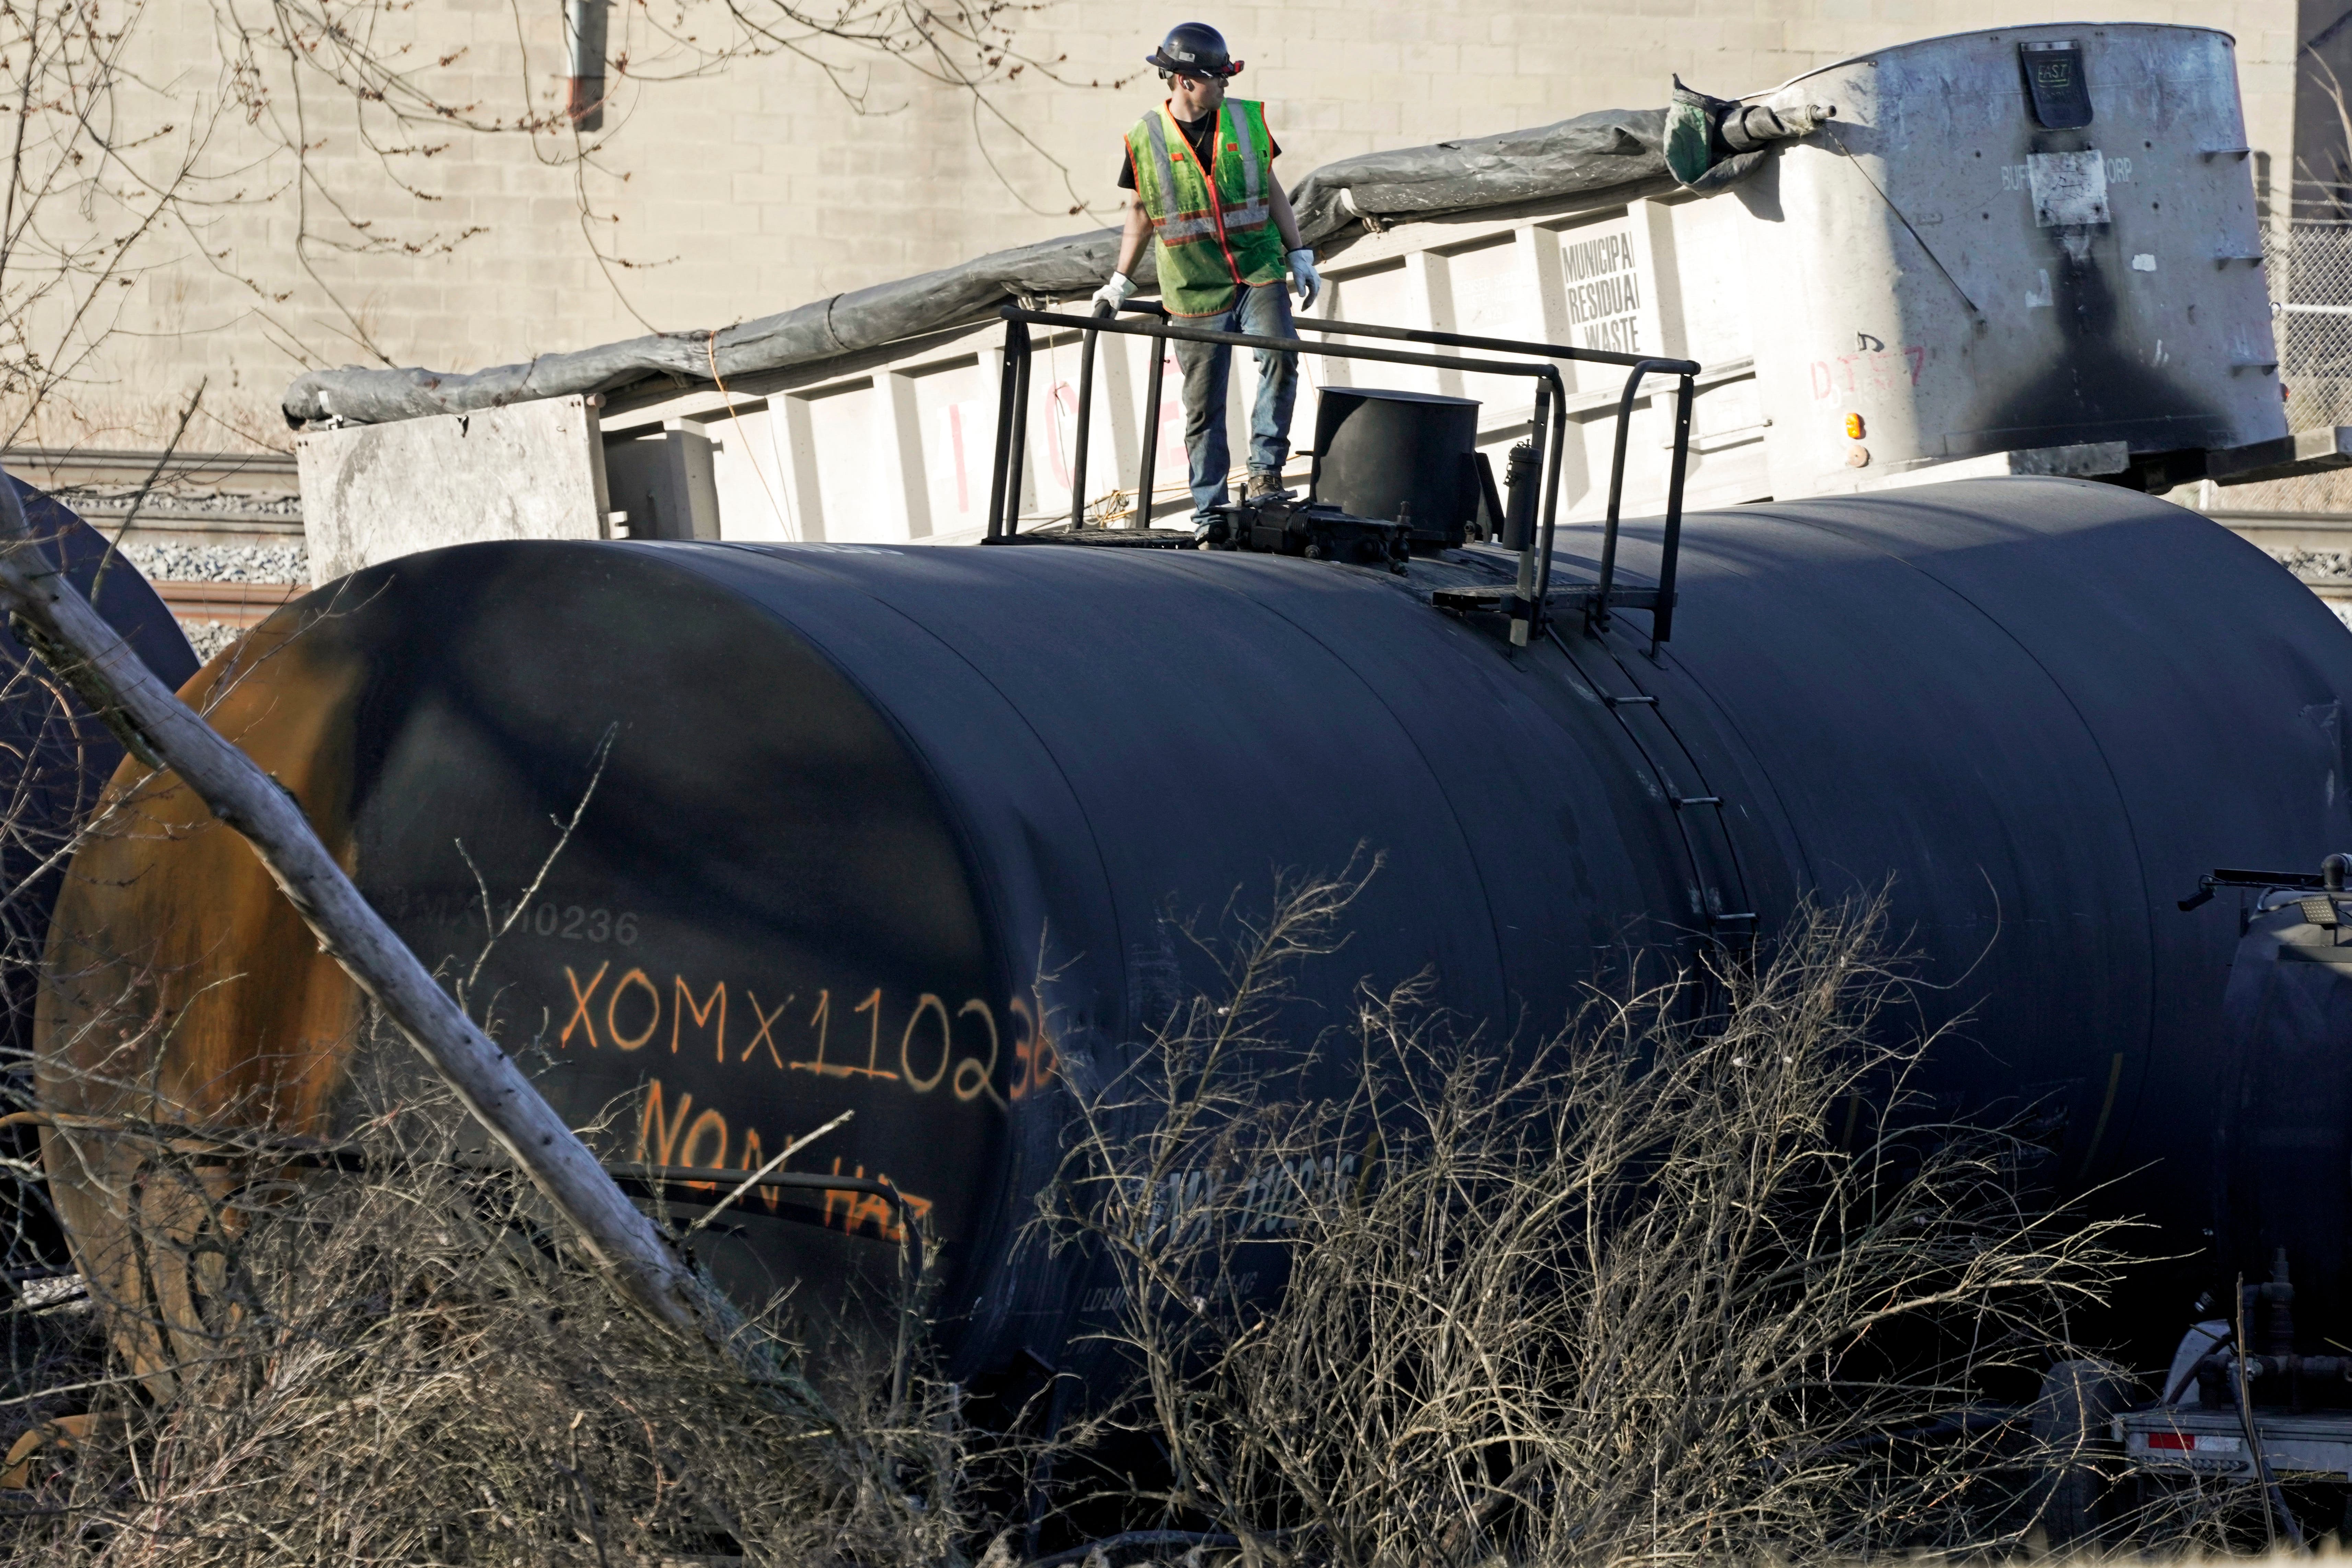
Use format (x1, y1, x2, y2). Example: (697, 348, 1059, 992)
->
(2032, 1359, 2136, 1549)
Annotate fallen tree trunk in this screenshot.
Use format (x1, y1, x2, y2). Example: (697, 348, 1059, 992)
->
(0, 472, 711, 1340)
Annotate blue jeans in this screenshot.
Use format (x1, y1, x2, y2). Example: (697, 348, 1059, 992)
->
(1175, 283, 1298, 523)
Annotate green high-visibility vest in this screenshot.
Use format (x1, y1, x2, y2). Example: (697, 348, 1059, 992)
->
(1124, 99, 1288, 318)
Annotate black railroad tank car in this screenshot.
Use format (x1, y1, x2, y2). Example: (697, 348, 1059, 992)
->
(0, 481, 194, 1278)
(33, 476, 2352, 1384)
(0, 480, 196, 1052)
(0, 479, 196, 1025)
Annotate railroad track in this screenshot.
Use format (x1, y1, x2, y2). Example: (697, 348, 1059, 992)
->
(0, 446, 309, 643)
(147, 579, 304, 630)
(2, 445, 301, 545)
(1, 445, 297, 491)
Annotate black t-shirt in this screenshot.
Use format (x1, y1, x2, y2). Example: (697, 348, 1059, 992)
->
(1117, 108, 1280, 190)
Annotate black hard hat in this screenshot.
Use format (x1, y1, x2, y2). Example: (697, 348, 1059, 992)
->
(1146, 22, 1239, 78)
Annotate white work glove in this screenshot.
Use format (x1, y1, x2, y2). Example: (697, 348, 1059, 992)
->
(1091, 272, 1139, 311)
(1287, 248, 1322, 311)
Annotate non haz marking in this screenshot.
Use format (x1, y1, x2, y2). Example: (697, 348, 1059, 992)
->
(559, 965, 1059, 1106)
(634, 1078, 934, 1244)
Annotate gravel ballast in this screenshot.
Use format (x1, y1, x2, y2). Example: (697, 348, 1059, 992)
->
(118, 540, 308, 584)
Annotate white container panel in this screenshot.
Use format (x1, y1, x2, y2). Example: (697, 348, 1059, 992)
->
(1439, 233, 1542, 418)
(1026, 330, 1132, 523)
(804, 381, 899, 543)
(1664, 197, 1756, 371)
(707, 406, 791, 542)
(909, 357, 996, 539)
(1321, 260, 1416, 394)
(1126, 338, 1191, 521)
(1680, 375, 1773, 509)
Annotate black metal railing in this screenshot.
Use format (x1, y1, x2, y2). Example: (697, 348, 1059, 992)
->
(982, 301, 1699, 646)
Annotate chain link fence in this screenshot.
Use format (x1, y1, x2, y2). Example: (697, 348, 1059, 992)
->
(2221, 225, 2352, 626)
(2222, 223, 2352, 514)
(2271, 222, 2352, 428)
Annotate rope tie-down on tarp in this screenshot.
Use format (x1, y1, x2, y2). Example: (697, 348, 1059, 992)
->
(280, 84, 1816, 430)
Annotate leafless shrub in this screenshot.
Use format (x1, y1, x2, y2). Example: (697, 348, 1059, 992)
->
(2095, 1475, 2276, 1559)
(0, 870, 2173, 1566)
(1037, 886, 2143, 1566)
(0, 604, 150, 1423)
(0, 1061, 968, 1566)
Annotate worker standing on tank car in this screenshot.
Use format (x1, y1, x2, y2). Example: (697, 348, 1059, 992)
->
(1091, 23, 1322, 528)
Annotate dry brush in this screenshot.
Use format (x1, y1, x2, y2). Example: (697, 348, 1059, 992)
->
(1035, 890, 2142, 1566)
(0, 878, 2170, 1565)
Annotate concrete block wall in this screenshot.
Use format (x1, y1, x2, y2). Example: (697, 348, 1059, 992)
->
(12, 0, 2304, 451)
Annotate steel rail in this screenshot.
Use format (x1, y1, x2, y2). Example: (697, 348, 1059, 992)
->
(1133, 331, 1169, 525)
(989, 301, 1699, 646)
(1067, 303, 1111, 531)
(1003, 306, 1567, 384)
(1115, 296, 1703, 373)
(992, 305, 1570, 632)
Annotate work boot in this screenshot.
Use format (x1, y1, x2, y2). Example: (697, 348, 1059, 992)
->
(1244, 471, 1288, 501)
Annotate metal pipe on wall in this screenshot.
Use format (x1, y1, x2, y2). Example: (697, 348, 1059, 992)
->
(563, 0, 610, 130)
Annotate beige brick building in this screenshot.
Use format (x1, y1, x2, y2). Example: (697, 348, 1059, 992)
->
(38, 0, 2311, 451)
